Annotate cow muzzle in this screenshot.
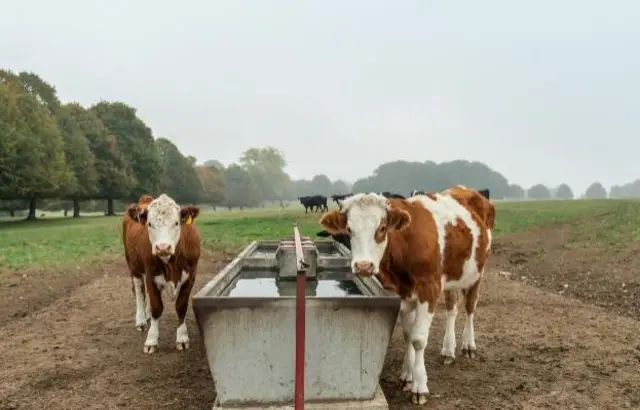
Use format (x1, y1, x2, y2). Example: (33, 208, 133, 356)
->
(353, 260, 375, 276)
(154, 243, 173, 262)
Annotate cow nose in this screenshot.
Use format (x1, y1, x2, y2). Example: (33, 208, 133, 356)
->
(354, 261, 374, 275)
(155, 243, 172, 256)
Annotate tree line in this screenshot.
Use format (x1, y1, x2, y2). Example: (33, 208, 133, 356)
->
(2, 69, 637, 220)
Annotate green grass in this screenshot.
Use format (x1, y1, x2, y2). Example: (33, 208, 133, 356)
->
(1, 199, 639, 270)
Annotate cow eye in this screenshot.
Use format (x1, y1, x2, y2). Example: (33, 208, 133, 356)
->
(174, 221, 179, 226)
(147, 222, 153, 228)
(346, 227, 353, 236)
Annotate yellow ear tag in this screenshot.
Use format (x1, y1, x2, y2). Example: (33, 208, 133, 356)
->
(186, 215, 193, 225)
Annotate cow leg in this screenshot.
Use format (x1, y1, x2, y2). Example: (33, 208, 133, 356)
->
(440, 290, 458, 365)
(461, 279, 481, 359)
(143, 273, 164, 354)
(132, 275, 148, 331)
(410, 289, 439, 406)
(175, 273, 195, 351)
(399, 299, 416, 392)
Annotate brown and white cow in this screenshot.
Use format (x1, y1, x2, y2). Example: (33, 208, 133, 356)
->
(123, 193, 201, 354)
(319, 187, 494, 405)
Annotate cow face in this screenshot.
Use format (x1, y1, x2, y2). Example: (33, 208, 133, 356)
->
(127, 194, 200, 263)
(319, 193, 410, 276)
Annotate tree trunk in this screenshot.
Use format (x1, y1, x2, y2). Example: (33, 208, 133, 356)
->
(26, 198, 37, 220)
(73, 199, 81, 218)
(9, 210, 14, 217)
(63, 202, 70, 217)
(106, 198, 115, 216)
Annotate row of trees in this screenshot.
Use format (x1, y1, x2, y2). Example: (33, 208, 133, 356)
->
(2, 69, 637, 219)
(0, 69, 234, 218)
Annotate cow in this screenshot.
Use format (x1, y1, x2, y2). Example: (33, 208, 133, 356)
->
(298, 195, 328, 213)
(123, 193, 201, 354)
(318, 187, 494, 405)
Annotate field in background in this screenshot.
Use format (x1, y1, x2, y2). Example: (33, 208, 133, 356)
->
(1, 199, 638, 270)
(2, 198, 640, 409)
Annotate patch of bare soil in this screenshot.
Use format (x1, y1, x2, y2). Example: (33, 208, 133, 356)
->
(0, 258, 118, 328)
(1, 241, 640, 410)
(490, 221, 640, 318)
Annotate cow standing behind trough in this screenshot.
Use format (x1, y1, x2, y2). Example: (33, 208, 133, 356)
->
(318, 186, 494, 405)
(123, 193, 201, 354)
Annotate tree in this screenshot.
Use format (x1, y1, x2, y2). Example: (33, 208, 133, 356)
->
(584, 182, 607, 199)
(555, 183, 574, 200)
(64, 103, 134, 215)
(224, 163, 259, 209)
(196, 165, 226, 207)
(351, 159, 512, 199)
(332, 179, 351, 195)
(57, 104, 99, 216)
(309, 174, 333, 196)
(239, 146, 290, 203)
(527, 184, 551, 200)
(507, 184, 525, 199)
(203, 159, 224, 170)
(0, 69, 72, 219)
(155, 138, 203, 204)
(90, 101, 162, 200)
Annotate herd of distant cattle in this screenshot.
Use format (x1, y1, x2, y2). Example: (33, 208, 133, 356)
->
(121, 185, 493, 406)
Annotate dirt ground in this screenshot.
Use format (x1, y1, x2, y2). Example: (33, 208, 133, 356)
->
(1, 224, 640, 410)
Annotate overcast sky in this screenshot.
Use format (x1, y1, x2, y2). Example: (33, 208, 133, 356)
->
(3, 0, 639, 194)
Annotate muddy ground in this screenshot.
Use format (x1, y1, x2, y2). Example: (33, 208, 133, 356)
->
(1, 223, 640, 410)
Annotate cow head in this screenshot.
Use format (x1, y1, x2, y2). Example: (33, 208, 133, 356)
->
(127, 193, 200, 263)
(319, 193, 410, 276)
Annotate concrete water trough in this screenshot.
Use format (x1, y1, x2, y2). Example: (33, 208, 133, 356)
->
(192, 238, 400, 409)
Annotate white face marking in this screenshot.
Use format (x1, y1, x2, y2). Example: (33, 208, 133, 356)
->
(339, 193, 390, 274)
(146, 194, 182, 262)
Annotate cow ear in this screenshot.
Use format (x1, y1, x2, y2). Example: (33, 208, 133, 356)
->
(180, 205, 200, 224)
(319, 211, 348, 234)
(127, 204, 147, 224)
(387, 208, 410, 231)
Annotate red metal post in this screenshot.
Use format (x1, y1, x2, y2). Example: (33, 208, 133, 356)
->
(293, 224, 306, 410)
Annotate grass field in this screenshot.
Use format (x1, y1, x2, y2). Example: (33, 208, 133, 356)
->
(2, 198, 640, 409)
(1, 198, 639, 270)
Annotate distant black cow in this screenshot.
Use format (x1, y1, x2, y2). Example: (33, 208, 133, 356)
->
(316, 229, 351, 249)
(298, 195, 328, 213)
(331, 193, 353, 210)
(478, 188, 490, 199)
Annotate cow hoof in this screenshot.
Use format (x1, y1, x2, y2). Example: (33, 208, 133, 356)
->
(462, 347, 477, 359)
(143, 344, 158, 354)
(176, 341, 190, 351)
(401, 380, 413, 392)
(441, 355, 455, 365)
(135, 323, 147, 331)
(412, 393, 428, 405)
